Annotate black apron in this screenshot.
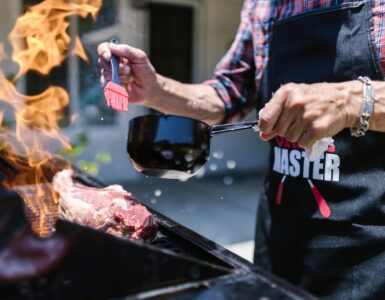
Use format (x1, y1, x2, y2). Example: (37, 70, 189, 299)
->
(254, 1, 385, 299)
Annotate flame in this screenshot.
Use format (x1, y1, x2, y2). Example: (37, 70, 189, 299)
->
(73, 36, 89, 62)
(9, 0, 101, 77)
(0, 44, 7, 61)
(0, 0, 102, 236)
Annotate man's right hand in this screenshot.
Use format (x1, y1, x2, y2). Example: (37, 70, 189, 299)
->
(97, 42, 159, 105)
(98, 41, 225, 125)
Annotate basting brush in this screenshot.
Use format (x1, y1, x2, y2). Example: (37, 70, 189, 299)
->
(103, 39, 129, 112)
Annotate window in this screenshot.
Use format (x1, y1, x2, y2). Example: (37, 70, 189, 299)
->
(149, 3, 193, 83)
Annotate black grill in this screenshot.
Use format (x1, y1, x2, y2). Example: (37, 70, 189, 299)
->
(0, 155, 315, 300)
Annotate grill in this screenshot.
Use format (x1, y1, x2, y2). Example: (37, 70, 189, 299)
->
(0, 154, 315, 300)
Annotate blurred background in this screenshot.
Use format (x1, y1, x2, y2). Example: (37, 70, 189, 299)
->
(0, 0, 269, 261)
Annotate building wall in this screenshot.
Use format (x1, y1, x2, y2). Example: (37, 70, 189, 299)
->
(0, 0, 269, 184)
(205, 0, 243, 79)
(0, 1, 23, 124)
(64, 0, 269, 183)
(203, 0, 269, 175)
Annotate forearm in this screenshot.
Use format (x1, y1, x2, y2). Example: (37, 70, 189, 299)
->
(145, 75, 226, 126)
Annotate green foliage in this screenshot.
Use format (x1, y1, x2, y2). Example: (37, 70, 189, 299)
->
(77, 132, 89, 146)
(63, 132, 88, 158)
(63, 132, 112, 177)
(95, 151, 112, 164)
(78, 160, 99, 177)
(64, 145, 85, 158)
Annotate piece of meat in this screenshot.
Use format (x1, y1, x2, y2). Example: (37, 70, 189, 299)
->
(0, 226, 70, 284)
(0, 191, 70, 284)
(52, 169, 157, 242)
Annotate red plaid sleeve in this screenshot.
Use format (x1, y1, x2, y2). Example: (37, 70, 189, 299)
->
(205, 0, 258, 122)
(206, 0, 385, 122)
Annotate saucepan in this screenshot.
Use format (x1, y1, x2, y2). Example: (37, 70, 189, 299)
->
(127, 114, 259, 179)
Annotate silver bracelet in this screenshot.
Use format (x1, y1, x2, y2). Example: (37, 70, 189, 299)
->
(350, 76, 375, 137)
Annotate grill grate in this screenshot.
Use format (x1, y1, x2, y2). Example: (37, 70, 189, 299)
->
(0, 153, 96, 237)
(0, 154, 314, 300)
(0, 154, 19, 184)
(13, 183, 58, 237)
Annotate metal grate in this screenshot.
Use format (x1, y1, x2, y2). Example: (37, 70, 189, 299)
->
(13, 183, 58, 237)
(0, 154, 19, 183)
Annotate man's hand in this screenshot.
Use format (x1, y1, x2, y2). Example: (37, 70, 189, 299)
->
(97, 41, 225, 125)
(258, 82, 362, 148)
(97, 42, 158, 105)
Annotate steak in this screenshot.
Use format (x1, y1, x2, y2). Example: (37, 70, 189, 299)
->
(52, 169, 157, 242)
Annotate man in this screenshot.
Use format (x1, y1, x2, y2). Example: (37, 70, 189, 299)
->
(98, 0, 385, 298)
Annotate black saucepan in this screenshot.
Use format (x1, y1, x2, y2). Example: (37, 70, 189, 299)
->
(127, 115, 259, 179)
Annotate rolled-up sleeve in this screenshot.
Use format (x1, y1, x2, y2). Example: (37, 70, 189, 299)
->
(205, 0, 257, 122)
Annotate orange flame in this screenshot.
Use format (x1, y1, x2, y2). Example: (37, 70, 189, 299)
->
(9, 0, 101, 77)
(0, 0, 102, 236)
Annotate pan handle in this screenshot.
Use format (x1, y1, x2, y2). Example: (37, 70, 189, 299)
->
(210, 120, 259, 136)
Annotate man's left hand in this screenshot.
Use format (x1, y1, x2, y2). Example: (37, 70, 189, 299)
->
(258, 82, 361, 148)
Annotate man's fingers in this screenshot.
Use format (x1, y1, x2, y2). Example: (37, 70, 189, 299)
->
(99, 42, 148, 74)
(100, 75, 106, 87)
(259, 131, 276, 141)
(297, 121, 326, 148)
(259, 85, 290, 134)
(298, 131, 317, 149)
(120, 64, 131, 75)
(101, 70, 133, 85)
(99, 58, 131, 74)
(272, 107, 296, 138)
(97, 42, 111, 61)
(109, 43, 148, 64)
(119, 75, 134, 85)
(101, 70, 111, 81)
(285, 121, 306, 143)
(98, 58, 110, 71)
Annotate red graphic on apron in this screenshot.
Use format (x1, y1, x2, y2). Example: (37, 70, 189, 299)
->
(274, 137, 334, 218)
(307, 179, 331, 218)
(276, 175, 286, 205)
(276, 175, 331, 218)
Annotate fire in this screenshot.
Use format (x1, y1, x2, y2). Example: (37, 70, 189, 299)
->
(9, 0, 100, 77)
(0, 0, 102, 236)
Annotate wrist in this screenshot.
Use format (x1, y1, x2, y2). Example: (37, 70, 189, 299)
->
(144, 73, 164, 107)
(369, 81, 385, 131)
(339, 80, 362, 128)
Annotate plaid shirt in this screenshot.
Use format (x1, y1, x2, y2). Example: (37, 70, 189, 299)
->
(206, 0, 385, 121)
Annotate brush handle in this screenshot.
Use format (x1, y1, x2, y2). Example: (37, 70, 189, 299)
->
(110, 39, 120, 84)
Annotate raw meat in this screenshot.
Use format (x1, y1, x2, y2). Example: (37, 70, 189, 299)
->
(52, 169, 157, 242)
(0, 191, 69, 283)
(0, 227, 69, 283)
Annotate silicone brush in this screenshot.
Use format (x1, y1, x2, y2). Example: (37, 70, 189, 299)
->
(103, 39, 128, 112)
